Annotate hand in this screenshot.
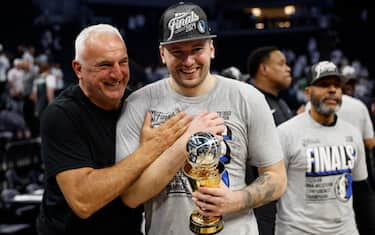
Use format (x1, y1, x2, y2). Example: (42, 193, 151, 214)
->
(191, 182, 241, 217)
(140, 111, 192, 148)
(185, 112, 225, 138)
(296, 104, 306, 114)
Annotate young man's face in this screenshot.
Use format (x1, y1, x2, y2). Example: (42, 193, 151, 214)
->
(160, 39, 214, 90)
(306, 77, 343, 116)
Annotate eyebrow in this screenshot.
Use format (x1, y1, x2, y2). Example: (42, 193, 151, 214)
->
(94, 56, 128, 66)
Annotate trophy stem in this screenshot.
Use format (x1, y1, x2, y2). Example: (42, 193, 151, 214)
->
(183, 164, 224, 235)
(190, 212, 224, 235)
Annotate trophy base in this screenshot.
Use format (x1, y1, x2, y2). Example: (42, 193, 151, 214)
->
(190, 212, 224, 235)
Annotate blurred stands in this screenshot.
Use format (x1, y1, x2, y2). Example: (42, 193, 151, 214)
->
(0, 0, 374, 234)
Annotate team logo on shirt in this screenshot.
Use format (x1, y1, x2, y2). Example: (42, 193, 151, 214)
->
(150, 110, 178, 127)
(334, 173, 352, 202)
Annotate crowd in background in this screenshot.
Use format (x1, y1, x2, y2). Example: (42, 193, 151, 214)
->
(0, 33, 374, 141)
(0, 2, 374, 234)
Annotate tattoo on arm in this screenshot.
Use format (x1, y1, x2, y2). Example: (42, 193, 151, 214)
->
(242, 173, 277, 209)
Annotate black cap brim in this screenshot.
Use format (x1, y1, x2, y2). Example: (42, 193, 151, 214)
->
(160, 35, 216, 46)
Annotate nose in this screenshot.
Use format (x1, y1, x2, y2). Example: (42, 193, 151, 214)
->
(110, 62, 124, 78)
(182, 54, 195, 66)
(286, 64, 291, 72)
(327, 84, 339, 93)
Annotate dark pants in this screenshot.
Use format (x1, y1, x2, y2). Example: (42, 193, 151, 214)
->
(353, 180, 375, 235)
(254, 202, 276, 235)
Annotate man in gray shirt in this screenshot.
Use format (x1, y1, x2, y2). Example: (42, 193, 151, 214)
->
(116, 2, 287, 235)
(276, 61, 367, 234)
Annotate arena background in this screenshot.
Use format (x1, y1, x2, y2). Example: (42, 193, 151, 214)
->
(0, 0, 374, 234)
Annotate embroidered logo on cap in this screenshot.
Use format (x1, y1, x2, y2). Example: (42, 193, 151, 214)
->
(167, 11, 200, 41)
(197, 20, 206, 33)
(314, 61, 337, 78)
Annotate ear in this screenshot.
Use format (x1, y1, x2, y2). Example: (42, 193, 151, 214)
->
(72, 60, 82, 80)
(159, 46, 166, 64)
(209, 40, 215, 59)
(259, 63, 267, 76)
(304, 86, 311, 101)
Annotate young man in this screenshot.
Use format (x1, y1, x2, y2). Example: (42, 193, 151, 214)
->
(116, 2, 287, 235)
(246, 46, 294, 235)
(36, 24, 218, 234)
(276, 61, 367, 235)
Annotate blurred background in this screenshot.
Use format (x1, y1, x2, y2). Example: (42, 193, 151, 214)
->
(0, 0, 374, 234)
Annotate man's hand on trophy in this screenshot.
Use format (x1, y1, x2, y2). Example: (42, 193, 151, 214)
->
(191, 181, 242, 217)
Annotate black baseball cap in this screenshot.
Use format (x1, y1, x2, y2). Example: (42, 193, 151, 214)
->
(159, 2, 216, 46)
(308, 61, 343, 85)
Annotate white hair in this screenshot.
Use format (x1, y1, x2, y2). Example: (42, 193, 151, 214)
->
(74, 24, 124, 62)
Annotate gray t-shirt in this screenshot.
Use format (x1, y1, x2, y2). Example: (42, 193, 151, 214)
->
(116, 76, 283, 235)
(276, 112, 367, 235)
(339, 95, 374, 140)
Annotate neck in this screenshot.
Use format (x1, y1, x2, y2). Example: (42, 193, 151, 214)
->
(309, 108, 336, 126)
(254, 78, 278, 96)
(79, 84, 120, 111)
(169, 74, 216, 97)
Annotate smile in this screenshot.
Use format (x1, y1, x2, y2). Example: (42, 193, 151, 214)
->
(105, 81, 121, 86)
(181, 67, 198, 74)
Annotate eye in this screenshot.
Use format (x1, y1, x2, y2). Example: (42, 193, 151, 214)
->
(97, 62, 112, 68)
(171, 50, 182, 56)
(192, 47, 203, 53)
(119, 59, 128, 65)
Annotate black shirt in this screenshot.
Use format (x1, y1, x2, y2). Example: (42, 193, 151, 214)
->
(256, 88, 293, 126)
(37, 84, 143, 234)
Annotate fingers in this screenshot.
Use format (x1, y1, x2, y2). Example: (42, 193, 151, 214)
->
(142, 112, 152, 128)
(141, 112, 152, 135)
(188, 112, 226, 136)
(153, 112, 193, 148)
(160, 112, 192, 138)
(140, 112, 153, 144)
(159, 112, 186, 129)
(192, 191, 222, 217)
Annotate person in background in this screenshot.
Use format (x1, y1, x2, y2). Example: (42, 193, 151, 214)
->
(221, 66, 248, 83)
(340, 65, 375, 235)
(276, 61, 367, 235)
(246, 46, 293, 235)
(30, 61, 56, 137)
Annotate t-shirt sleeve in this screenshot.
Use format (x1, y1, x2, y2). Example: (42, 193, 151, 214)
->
(46, 74, 56, 89)
(116, 101, 145, 162)
(41, 104, 94, 179)
(277, 125, 291, 168)
(352, 128, 368, 181)
(246, 91, 284, 167)
(360, 102, 374, 140)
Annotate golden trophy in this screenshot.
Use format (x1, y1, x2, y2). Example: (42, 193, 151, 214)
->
(183, 132, 225, 235)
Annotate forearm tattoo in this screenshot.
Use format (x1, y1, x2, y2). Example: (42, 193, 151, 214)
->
(242, 173, 277, 209)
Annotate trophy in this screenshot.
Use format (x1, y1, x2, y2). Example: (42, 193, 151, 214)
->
(183, 132, 225, 235)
